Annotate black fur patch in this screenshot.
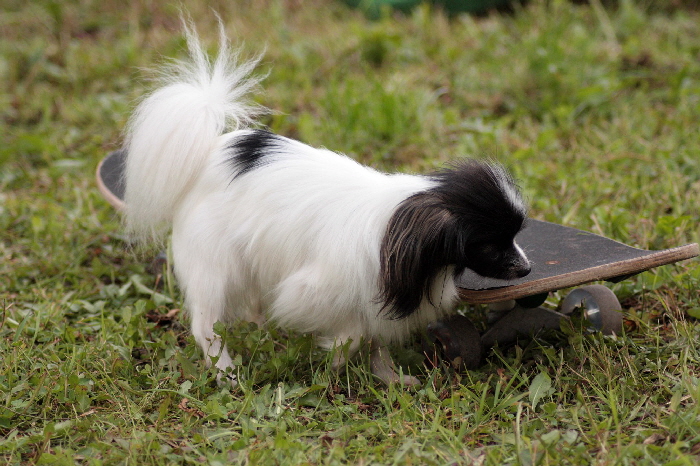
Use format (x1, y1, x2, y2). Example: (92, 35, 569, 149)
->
(429, 161, 527, 245)
(378, 160, 529, 319)
(378, 191, 458, 319)
(227, 130, 283, 179)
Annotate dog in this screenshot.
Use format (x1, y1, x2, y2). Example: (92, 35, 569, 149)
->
(123, 22, 531, 387)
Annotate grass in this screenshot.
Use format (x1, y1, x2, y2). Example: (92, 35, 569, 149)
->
(2, 0, 700, 464)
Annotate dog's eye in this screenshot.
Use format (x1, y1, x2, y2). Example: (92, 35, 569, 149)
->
(476, 243, 500, 257)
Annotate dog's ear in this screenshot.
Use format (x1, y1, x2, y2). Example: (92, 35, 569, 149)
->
(379, 192, 462, 319)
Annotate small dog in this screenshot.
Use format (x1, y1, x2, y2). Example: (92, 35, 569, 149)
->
(124, 22, 531, 387)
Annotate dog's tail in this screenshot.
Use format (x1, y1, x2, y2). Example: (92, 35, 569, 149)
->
(124, 20, 263, 244)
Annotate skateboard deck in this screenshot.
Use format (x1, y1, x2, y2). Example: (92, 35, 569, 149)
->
(97, 149, 699, 304)
(457, 221, 698, 304)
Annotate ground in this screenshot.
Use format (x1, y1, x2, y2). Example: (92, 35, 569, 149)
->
(1, 0, 700, 464)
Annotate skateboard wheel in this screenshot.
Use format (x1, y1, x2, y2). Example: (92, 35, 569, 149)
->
(424, 315, 482, 370)
(560, 285, 623, 335)
(481, 305, 566, 349)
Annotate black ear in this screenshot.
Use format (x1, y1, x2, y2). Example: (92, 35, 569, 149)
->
(378, 192, 462, 319)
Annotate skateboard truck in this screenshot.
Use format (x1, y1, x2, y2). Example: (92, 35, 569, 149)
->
(426, 284, 626, 369)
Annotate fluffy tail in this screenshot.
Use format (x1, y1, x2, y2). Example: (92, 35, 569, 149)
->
(124, 20, 263, 244)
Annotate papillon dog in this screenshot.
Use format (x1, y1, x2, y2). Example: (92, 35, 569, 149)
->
(123, 22, 531, 387)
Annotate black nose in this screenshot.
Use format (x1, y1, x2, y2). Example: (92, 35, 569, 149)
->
(515, 262, 531, 278)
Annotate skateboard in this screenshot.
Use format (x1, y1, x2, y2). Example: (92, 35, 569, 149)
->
(97, 149, 699, 368)
(456, 220, 698, 303)
(96, 148, 127, 211)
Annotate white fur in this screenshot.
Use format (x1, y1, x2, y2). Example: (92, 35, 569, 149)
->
(124, 23, 518, 387)
(162, 131, 459, 384)
(124, 22, 262, 243)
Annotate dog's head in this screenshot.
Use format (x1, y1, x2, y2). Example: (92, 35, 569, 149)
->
(379, 160, 530, 319)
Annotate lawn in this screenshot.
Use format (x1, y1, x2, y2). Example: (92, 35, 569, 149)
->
(2, 0, 700, 464)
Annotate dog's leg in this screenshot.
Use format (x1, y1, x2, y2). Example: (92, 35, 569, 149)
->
(370, 340, 420, 386)
(189, 304, 238, 388)
(172, 229, 241, 388)
(317, 335, 362, 374)
(327, 337, 362, 373)
(180, 271, 238, 388)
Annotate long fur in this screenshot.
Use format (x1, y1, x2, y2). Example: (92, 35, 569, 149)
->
(125, 22, 263, 243)
(123, 22, 530, 385)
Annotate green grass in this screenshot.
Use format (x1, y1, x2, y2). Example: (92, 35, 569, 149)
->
(2, 0, 700, 464)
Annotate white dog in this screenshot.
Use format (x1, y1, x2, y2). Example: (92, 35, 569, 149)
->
(123, 22, 530, 387)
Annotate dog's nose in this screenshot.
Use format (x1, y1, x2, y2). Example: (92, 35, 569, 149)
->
(514, 262, 531, 278)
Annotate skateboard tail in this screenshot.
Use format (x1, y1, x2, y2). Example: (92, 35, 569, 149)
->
(122, 20, 263, 244)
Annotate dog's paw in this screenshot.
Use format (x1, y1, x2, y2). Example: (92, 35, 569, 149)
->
(216, 370, 239, 389)
(371, 369, 421, 387)
(369, 342, 421, 387)
(400, 375, 421, 387)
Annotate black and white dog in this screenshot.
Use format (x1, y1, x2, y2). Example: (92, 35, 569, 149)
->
(124, 22, 531, 386)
